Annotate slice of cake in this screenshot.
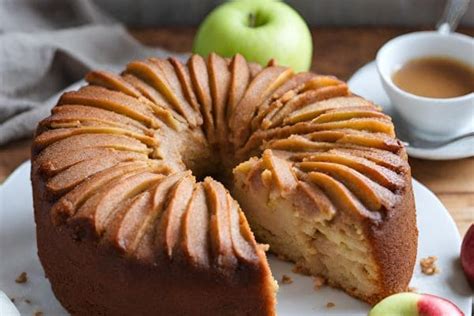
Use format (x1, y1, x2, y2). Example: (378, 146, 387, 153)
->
(233, 149, 417, 304)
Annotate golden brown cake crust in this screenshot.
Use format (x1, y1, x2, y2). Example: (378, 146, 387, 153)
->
(31, 53, 417, 315)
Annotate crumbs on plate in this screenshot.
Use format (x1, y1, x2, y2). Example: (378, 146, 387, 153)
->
(260, 244, 270, 252)
(291, 264, 310, 276)
(313, 276, 326, 291)
(281, 274, 293, 285)
(15, 272, 28, 284)
(326, 302, 335, 308)
(420, 256, 440, 275)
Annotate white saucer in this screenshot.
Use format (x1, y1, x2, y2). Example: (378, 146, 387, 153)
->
(0, 161, 472, 315)
(348, 61, 474, 160)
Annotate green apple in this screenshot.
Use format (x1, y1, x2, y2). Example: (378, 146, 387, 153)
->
(192, 0, 313, 72)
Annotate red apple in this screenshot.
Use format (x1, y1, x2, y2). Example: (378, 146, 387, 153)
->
(369, 292, 464, 316)
(461, 224, 474, 288)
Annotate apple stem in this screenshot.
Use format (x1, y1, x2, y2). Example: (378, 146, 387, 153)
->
(248, 12, 256, 28)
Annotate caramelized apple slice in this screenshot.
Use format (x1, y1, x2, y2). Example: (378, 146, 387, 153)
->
(59, 86, 161, 128)
(48, 105, 151, 134)
(307, 171, 379, 220)
(51, 161, 158, 225)
(34, 133, 149, 166)
(248, 62, 263, 78)
(335, 148, 409, 173)
(188, 55, 215, 143)
(310, 118, 395, 136)
(239, 121, 325, 156)
(284, 96, 375, 125)
(44, 148, 148, 194)
(39, 147, 147, 175)
(204, 177, 237, 268)
(264, 84, 349, 129)
(311, 107, 389, 124)
(41, 115, 153, 142)
(107, 172, 187, 257)
(70, 171, 163, 238)
(46, 153, 167, 195)
(229, 66, 293, 148)
(227, 195, 258, 263)
(169, 57, 200, 111)
(127, 59, 200, 127)
(122, 73, 172, 108)
(182, 183, 211, 267)
(306, 129, 402, 152)
(227, 54, 250, 117)
(102, 190, 153, 253)
(121, 73, 185, 129)
(294, 180, 336, 220)
(265, 135, 339, 152)
(208, 53, 231, 147)
(252, 72, 316, 130)
(158, 175, 195, 258)
(85, 71, 141, 98)
(300, 151, 404, 190)
(299, 161, 396, 212)
(149, 58, 202, 127)
(299, 75, 344, 91)
(262, 149, 298, 196)
(34, 126, 158, 150)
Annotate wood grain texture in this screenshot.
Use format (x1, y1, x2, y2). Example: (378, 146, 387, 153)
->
(1, 27, 472, 236)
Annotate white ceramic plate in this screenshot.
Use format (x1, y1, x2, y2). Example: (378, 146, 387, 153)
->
(0, 161, 472, 315)
(348, 61, 474, 160)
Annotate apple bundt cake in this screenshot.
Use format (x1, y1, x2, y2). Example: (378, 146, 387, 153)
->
(31, 53, 417, 315)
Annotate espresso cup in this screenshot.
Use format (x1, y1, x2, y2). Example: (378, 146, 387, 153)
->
(376, 31, 474, 139)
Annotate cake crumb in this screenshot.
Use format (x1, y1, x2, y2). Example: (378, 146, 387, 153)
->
(261, 169, 273, 188)
(420, 256, 440, 275)
(259, 244, 270, 252)
(326, 302, 335, 308)
(25, 299, 31, 304)
(408, 286, 418, 292)
(291, 264, 310, 275)
(281, 274, 293, 285)
(34, 312, 43, 316)
(313, 276, 326, 290)
(15, 272, 28, 284)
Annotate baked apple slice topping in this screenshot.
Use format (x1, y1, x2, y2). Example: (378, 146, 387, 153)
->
(227, 54, 250, 117)
(180, 183, 210, 268)
(188, 54, 215, 143)
(47, 105, 153, 135)
(208, 53, 231, 149)
(229, 66, 293, 148)
(169, 57, 201, 111)
(51, 161, 160, 225)
(158, 175, 196, 259)
(59, 86, 161, 128)
(70, 171, 163, 238)
(204, 177, 238, 268)
(85, 71, 142, 98)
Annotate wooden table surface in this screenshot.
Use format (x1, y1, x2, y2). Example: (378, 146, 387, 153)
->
(0, 27, 472, 236)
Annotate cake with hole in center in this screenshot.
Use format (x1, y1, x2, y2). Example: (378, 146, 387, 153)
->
(31, 53, 417, 315)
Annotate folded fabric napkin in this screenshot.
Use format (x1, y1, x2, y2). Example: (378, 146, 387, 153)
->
(0, 0, 185, 145)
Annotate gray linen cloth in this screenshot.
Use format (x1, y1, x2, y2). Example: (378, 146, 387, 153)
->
(0, 0, 184, 145)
